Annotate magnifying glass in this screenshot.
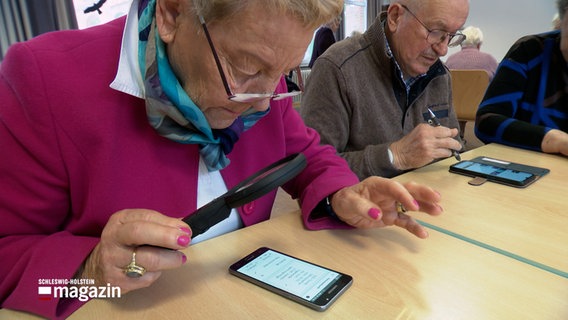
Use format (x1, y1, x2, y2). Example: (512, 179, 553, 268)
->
(183, 153, 307, 238)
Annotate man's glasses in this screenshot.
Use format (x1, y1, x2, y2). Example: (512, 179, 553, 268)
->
(400, 4, 466, 48)
(199, 16, 302, 103)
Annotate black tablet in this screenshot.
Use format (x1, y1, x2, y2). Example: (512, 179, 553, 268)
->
(449, 156, 550, 188)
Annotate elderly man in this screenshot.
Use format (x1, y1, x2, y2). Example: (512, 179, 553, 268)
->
(301, 0, 468, 179)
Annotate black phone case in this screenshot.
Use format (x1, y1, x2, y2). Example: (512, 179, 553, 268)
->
(449, 156, 550, 188)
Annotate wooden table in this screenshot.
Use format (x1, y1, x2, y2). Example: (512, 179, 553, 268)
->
(4, 213, 567, 319)
(57, 213, 568, 319)
(394, 143, 568, 274)
(2, 144, 567, 319)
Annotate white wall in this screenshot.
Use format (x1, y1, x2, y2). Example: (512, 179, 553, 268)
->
(443, 0, 558, 63)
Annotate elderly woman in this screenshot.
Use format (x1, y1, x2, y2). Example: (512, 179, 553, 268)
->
(445, 26, 499, 80)
(475, 0, 568, 156)
(0, 0, 443, 318)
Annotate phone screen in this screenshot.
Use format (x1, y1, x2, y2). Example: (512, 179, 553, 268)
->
(229, 247, 352, 311)
(452, 161, 533, 183)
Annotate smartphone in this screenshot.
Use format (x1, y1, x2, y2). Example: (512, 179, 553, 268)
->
(229, 247, 353, 311)
(449, 156, 549, 188)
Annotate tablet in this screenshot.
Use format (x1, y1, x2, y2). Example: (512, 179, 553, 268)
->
(449, 156, 550, 188)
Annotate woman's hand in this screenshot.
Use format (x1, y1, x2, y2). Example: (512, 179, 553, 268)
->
(80, 209, 191, 294)
(330, 177, 443, 238)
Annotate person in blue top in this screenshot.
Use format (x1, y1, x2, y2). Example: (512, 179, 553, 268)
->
(475, 0, 568, 157)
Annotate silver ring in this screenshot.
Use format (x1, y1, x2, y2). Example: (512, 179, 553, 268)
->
(396, 201, 407, 214)
(124, 249, 146, 278)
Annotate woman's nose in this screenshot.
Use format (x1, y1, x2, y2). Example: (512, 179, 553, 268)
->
(247, 76, 281, 95)
(248, 98, 271, 112)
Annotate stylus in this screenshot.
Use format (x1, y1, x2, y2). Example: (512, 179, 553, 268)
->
(427, 108, 461, 161)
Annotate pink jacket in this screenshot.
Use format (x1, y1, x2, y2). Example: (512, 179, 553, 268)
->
(0, 17, 359, 318)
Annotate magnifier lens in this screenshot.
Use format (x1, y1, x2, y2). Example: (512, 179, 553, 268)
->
(183, 153, 307, 238)
(233, 161, 294, 193)
(226, 153, 306, 208)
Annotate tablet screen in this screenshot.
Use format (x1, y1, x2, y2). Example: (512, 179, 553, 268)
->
(452, 161, 533, 183)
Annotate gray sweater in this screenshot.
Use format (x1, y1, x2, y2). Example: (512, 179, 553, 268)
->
(301, 15, 460, 179)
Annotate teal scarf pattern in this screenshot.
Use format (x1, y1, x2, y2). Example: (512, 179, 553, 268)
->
(137, 0, 269, 171)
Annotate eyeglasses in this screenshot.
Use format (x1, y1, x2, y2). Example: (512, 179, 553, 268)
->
(199, 16, 302, 103)
(400, 4, 466, 48)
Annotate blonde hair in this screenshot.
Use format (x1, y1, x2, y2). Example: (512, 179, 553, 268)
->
(461, 26, 483, 47)
(191, 0, 344, 29)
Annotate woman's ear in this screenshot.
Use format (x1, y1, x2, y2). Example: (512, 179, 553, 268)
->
(155, 0, 181, 43)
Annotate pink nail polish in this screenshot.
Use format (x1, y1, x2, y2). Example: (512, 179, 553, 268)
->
(180, 227, 191, 234)
(181, 254, 187, 264)
(413, 200, 420, 208)
(177, 235, 190, 246)
(368, 208, 381, 220)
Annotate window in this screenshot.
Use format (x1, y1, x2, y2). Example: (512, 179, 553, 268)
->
(344, 0, 367, 37)
(72, 0, 130, 29)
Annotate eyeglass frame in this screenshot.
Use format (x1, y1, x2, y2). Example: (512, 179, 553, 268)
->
(400, 4, 466, 48)
(198, 15, 302, 103)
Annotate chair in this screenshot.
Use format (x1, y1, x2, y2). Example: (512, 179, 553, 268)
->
(449, 69, 490, 141)
(290, 67, 311, 109)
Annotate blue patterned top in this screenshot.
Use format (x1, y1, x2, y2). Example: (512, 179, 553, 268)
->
(475, 31, 568, 151)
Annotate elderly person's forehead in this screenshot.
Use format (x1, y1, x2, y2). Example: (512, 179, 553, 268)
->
(192, 0, 344, 29)
(403, 0, 469, 13)
(396, 0, 452, 10)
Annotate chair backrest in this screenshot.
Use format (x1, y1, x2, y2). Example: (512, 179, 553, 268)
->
(450, 69, 490, 121)
(291, 67, 311, 109)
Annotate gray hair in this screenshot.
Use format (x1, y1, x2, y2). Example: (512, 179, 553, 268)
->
(558, 0, 568, 20)
(191, 0, 344, 29)
(461, 26, 483, 47)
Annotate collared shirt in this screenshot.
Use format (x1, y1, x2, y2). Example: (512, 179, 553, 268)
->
(109, 0, 145, 98)
(382, 23, 427, 96)
(380, 19, 446, 113)
(109, 0, 242, 243)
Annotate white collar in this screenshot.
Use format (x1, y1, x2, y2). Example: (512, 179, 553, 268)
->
(109, 0, 145, 98)
(107, 1, 242, 242)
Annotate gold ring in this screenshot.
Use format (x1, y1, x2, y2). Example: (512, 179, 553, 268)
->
(124, 249, 146, 278)
(396, 201, 407, 214)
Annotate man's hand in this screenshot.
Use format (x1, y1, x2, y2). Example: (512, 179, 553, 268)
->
(390, 123, 461, 170)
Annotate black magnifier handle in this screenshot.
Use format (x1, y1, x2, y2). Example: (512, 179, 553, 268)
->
(182, 197, 232, 239)
(182, 153, 306, 239)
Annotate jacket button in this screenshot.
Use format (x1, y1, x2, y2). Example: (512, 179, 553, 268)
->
(242, 202, 256, 215)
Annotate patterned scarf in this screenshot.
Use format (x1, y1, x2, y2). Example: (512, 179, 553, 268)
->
(137, 0, 269, 171)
